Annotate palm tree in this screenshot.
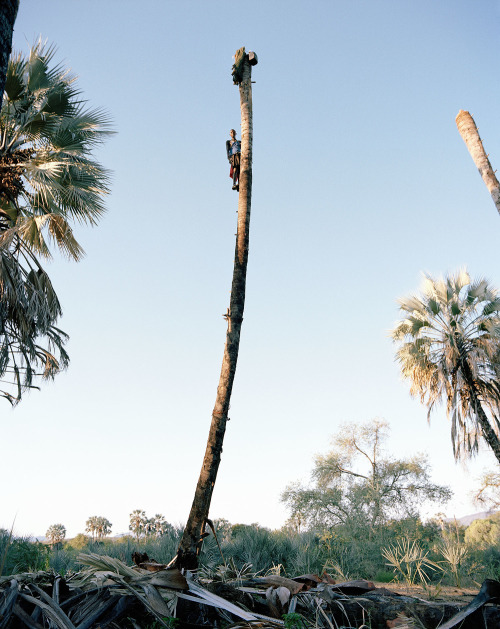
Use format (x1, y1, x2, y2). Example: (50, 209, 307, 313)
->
(0, 41, 111, 403)
(392, 269, 500, 463)
(46, 523, 66, 547)
(176, 48, 257, 570)
(129, 509, 146, 541)
(85, 516, 99, 541)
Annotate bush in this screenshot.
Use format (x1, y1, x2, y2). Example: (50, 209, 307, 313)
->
(1, 537, 50, 574)
(64, 533, 89, 551)
(464, 513, 500, 549)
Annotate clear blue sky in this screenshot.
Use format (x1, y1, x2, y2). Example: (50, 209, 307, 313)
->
(3, 0, 500, 538)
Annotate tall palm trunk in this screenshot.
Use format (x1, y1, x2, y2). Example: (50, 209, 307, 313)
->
(456, 110, 500, 216)
(176, 52, 255, 571)
(457, 339, 500, 464)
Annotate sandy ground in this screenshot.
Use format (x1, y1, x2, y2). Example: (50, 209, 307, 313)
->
(375, 581, 480, 604)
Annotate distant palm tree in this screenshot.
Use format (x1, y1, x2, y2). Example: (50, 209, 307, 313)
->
(46, 523, 66, 547)
(85, 516, 99, 541)
(0, 40, 112, 403)
(129, 509, 146, 541)
(392, 269, 500, 463)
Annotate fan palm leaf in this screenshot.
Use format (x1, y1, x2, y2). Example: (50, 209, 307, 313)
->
(0, 38, 112, 260)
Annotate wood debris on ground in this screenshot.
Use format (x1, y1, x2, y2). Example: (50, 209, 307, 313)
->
(1, 554, 500, 628)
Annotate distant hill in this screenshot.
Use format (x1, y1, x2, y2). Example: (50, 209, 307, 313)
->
(445, 510, 498, 527)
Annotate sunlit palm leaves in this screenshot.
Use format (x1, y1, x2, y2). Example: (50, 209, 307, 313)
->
(392, 269, 500, 461)
(0, 246, 68, 403)
(0, 40, 111, 403)
(0, 39, 112, 260)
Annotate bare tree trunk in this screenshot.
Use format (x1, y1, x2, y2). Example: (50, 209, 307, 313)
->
(0, 0, 19, 104)
(176, 51, 255, 571)
(456, 109, 500, 216)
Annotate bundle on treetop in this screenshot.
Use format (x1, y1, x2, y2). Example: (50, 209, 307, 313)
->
(231, 47, 246, 84)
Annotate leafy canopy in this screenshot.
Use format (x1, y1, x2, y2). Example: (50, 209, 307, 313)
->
(281, 419, 451, 532)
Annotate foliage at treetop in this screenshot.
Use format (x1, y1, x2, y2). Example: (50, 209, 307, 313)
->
(85, 516, 112, 541)
(281, 419, 451, 532)
(129, 510, 172, 540)
(45, 523, 66, 546)
(391, 269, 500, 462)
(0, 40, 112, 403)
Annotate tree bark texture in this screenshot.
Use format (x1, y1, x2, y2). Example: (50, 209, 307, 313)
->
(0, 0, 18, 104)
(456, 110, 500, 216)
(176, 53, 254, 570)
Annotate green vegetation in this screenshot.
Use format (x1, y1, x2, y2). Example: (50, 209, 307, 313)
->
(2, 510, 500, 589)
(3, 422, 498, 590)
(381, 538, 440, 586)
(464, 512, 500, 549)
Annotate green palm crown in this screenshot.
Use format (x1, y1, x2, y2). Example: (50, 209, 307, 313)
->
(392, 269, 500, 461)
(0, 40, 112, 404)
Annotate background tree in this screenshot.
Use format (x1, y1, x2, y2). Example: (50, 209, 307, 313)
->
(95, 517, 112, 540)
(474, 470, 500, 510)
(281, 419, 451, 532)
(86, 516, 112, 540)
(64, 533, 88, 550)
(85, 516, 99, 541)
(45, 523, 66, 547)
(129, 509, 147, 541)
(392, 269, 500, 463)
(176, 47, 257, 570)
(151, 514, 170, 538)
(0, 40, 112, 403)
(464, 512, 500, 549)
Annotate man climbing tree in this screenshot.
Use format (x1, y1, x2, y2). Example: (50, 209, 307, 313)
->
(226, 128, 241, 191)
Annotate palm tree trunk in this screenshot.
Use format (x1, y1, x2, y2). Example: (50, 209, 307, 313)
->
(471, 394, 500, 465)
(458, 349, 500, 464)
(176, 52, 255, 571)
(0, 0, 18, 104)
(456, 110, 500, 216)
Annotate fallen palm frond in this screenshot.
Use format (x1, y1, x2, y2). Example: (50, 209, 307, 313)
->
(1, 555, 500, 628)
